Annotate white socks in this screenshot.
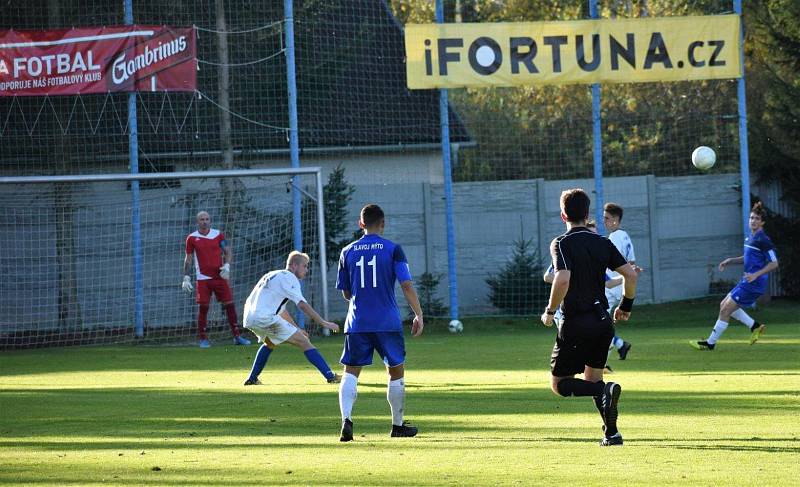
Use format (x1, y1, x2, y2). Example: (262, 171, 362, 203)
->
(340, 374, 406, 426)
(612, 336, 625, 349)
(339, 373, 358, 421)
(387, 378, 405, 426)
(708, 310, 756, 345)
(731, 308, 755, 328)
(707, 320, 729, 345)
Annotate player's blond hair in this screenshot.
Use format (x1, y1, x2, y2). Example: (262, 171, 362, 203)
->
(286, 250, 310, 268)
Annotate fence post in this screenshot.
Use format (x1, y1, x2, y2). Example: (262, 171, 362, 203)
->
(536, 178, 549, 264)
(734, 0, 751, 237)
(435, 0, 460, 322)
(284, 0, 305, 327)
(646, 175, 661, 303)
(124, 0, 144, 338)
(422, 182, 435, 274)
(589, 0, 605, 230)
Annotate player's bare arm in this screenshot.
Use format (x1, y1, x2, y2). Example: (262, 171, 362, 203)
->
(182, 253, 193, 276)
(280, 309, 297, 326)
(181, 253, 194, 292)
(400, 280, 424, 337)
(219, 243, 232, 280)
(719, 255, 744, 271)
(542, 270, 570, 326)
(613, 263, 638, 322)
(297, 301, 340, 333)
(607, 265, 641, 288)
(744, 260, 779, 283)
(341, 290, 352, 300)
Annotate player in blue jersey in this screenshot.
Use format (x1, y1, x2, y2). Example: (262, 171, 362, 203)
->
(692, 202, 779, 350)
(335, 204, 424, 442)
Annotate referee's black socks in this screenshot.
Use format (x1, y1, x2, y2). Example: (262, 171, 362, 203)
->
(556, 378, 605, 397)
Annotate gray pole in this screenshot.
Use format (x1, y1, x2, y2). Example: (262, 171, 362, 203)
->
(435, 0, 460, 322)
(124, 0, 144, 338)
(315, 170, 329, 318)
(734, 0, 751, 236)
(284, 0, 305, 328)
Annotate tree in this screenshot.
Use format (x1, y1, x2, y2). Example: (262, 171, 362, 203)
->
(485, 238, 550, 314)
(745, 0, 800, 295)
(322, 164, 356, 265)
(415, 272, 449, 317)
(746, 0, 800, 211)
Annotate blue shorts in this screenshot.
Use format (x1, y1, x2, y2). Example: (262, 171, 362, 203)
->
(340, 332, 405, 367)
(729, 284, 763, 308)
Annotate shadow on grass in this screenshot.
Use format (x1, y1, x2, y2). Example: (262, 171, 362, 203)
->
(1, 324, 798, 376)
(652, 444, 800, 453)
(2, 385, 798, 445)
(4, 432, 798, 456)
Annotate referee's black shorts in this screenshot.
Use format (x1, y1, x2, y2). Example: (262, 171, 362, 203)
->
(550, 312, 614, 377)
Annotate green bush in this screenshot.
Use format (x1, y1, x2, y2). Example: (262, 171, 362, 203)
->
(416, 272, 449, 318)
(485, 238, 551, 314)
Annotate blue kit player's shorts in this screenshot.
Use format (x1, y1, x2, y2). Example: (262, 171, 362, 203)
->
(729, 283, 762, 308)
(341, 332, 405, 367)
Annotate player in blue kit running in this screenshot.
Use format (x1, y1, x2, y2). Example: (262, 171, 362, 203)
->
(336, 204, 425, 442)
(692, 202, 779, 350)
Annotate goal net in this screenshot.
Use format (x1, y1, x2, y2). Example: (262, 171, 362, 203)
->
(0, 167, 327, 349)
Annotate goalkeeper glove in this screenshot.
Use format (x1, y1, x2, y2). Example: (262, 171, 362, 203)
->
(182, 275, 193, 293)
(220, 263, 231, 280)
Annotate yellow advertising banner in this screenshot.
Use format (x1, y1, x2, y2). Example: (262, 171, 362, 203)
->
(405, 15, 741, 89)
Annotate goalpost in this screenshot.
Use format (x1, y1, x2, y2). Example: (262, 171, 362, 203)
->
(0, 167, 328, 349)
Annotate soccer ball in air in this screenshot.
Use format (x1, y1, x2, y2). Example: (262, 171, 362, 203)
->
(691, 146, 716, 171)
(448, 320, 464, 333)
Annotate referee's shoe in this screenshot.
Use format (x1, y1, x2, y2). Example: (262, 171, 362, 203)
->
(600, 432, 623, 446)
(600, 382, 622, 446)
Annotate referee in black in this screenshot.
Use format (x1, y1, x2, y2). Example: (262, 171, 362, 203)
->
(541, 188, 638, 446)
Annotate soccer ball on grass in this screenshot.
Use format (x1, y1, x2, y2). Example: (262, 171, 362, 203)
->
(691, 146, 716, 171)
(448, 320, 464, 333)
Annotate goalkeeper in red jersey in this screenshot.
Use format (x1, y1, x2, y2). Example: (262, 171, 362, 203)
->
(182, 211, 250, 348)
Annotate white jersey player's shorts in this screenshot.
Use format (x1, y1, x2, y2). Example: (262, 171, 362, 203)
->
(605, 286, 623, 314)
(243, 315, 297, 345)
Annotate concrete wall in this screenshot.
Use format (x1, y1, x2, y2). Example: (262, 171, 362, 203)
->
(327, 173, 744, 317)
(0, 171, 746, 334)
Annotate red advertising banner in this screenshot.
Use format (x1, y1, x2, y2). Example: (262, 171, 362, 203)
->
(0, 25, 196, 96)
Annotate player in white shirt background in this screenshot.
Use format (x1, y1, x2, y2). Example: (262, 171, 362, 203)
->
(242, 251, 341, 385)
(604, 203, 635, 361)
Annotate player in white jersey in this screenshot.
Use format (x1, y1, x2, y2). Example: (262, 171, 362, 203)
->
(603, 203, 635, 360)
(242, 251, 342, 385)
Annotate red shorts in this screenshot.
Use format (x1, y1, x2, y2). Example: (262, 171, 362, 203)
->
(196, 279, 234, 305)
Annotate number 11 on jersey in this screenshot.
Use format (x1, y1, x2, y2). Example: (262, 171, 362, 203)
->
(355, 255, 377, 288)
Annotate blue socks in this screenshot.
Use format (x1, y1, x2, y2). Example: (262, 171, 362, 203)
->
(248, 344, 272, 381)
(304, 348, 335, 380)
(248, 345, 334, 381)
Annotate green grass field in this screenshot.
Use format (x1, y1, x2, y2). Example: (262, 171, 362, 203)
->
(1, 299, 799, 486)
